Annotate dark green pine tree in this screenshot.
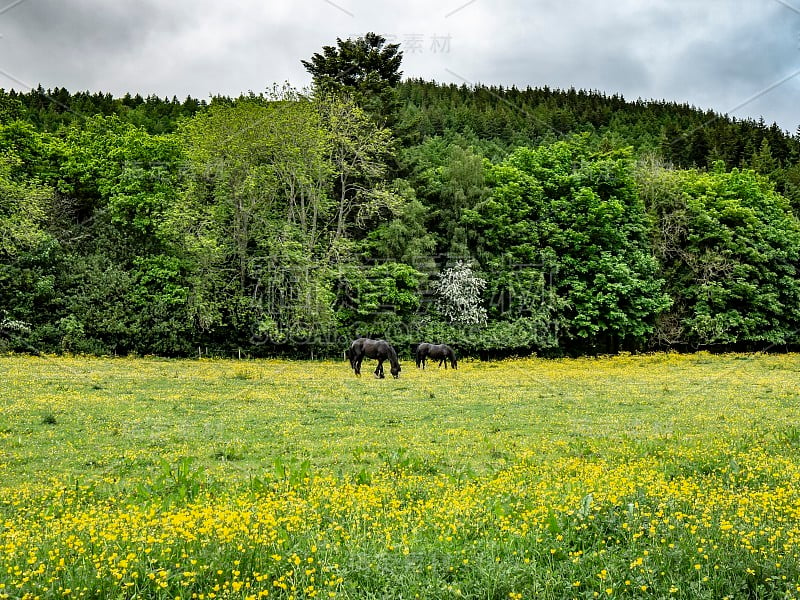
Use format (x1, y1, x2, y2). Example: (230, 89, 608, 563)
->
(750, 138, 779, 175)
(661, 123, 691, 168)
(301, 32, 403, 127)
(687, 128, 710, 167)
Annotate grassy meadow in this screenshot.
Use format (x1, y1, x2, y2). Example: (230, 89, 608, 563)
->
(2, 352, 800, 599)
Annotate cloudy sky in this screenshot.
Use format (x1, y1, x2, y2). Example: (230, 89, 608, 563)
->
(1, 0, 798, 131)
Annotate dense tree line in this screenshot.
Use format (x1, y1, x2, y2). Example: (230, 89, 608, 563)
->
(2, 35, 800, 358)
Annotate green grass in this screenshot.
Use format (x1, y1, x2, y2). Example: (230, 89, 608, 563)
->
(2, 352, 800, 599)
(2, 352, 796, 489)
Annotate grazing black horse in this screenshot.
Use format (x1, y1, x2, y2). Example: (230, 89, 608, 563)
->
(347, 338, 401, 379)
(414, 343, 431, 368)
(416, 343, 457, 370)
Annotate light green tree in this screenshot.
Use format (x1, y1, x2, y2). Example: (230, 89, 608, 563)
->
(175, 93, 399, 347)
(0, 154, 52, 258)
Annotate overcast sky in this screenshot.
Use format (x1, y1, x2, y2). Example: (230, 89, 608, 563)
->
(1, 0, 798, 131)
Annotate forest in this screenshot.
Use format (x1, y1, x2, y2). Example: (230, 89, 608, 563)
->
(2, 33, 800, 358)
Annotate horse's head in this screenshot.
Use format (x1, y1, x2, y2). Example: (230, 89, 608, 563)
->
(391, 363, 401, 379)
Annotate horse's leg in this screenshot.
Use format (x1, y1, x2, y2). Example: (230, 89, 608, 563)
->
(355, 356, 362, 376)
(375, 359, 385, 379)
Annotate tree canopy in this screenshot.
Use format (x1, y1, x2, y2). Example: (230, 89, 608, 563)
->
(2, 36, 800, 357)
(301, 33, 403, 125)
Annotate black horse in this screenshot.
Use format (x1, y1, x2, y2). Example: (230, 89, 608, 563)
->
(414, 342, 431, 368)
(416, 343, 457, 370)
(347, 338, 401, 379)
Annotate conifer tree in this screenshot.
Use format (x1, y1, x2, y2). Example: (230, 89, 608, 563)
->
(302, 33, 403, 126)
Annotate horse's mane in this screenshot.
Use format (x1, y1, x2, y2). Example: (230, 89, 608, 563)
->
(385, 342, 399, 365)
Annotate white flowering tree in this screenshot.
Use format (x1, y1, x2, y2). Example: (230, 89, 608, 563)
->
(431, 261, 487, 325)
(0, 315, 31, 350)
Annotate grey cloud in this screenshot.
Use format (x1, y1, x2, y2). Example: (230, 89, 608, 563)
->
(0, 0, 796, 129)
(1, 0, 191, 91)
(658, 3, 799, 124)
(436, 0, 799, 128)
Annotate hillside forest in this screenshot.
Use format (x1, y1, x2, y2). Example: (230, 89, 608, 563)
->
(3, 33, 800, 358)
